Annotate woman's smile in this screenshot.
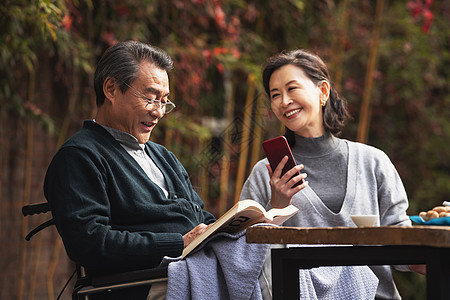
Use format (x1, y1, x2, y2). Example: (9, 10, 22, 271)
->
(285, 108, 303, 118)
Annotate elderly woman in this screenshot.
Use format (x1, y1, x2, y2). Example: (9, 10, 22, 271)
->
(240, 49, 423, 299)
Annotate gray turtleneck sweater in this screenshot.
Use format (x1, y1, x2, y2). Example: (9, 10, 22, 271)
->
(291, 132, 348, 213)
(240, 132, 411, 299)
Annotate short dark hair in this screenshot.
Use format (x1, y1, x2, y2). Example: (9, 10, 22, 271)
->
(262, 49, 350, 142)
(94, 40, 174, 106)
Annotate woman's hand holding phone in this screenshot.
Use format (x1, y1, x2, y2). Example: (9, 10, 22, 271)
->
(263, 136, 308, 208)
(266, 156, 308, 208)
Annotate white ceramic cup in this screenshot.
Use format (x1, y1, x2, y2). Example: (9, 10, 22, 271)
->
(351, 215, 378, 227)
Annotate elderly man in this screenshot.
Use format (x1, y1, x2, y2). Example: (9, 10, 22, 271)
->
(44, 40, 215, 299)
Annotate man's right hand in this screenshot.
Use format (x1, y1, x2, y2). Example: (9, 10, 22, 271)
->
(183, 223, 210, 248)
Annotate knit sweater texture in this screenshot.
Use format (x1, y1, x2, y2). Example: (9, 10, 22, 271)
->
(44, 121, 215, 275)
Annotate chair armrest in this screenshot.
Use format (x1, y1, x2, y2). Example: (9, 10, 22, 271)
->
(74, 266, 168, 297)
(22, 202, 51, 216)
(25, 219, 55, 241)
(22, 202, 54, 241)
(91, 266, 168, 287)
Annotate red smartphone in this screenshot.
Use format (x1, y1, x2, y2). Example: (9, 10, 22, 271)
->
(262, 136, 303, 187)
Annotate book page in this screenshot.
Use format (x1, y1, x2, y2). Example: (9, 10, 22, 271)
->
(182, 199, 298, 258)
(219, 208, 266, 234)
(264, 205, 299, 225)
(182, 200, 265, 258)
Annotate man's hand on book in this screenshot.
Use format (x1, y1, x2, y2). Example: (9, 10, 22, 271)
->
(183, 223, 211, 248)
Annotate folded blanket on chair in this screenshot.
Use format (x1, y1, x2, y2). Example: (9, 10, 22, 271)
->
(160, 227, 379, 300)
(298, 264, 379, 299)
(161, 228, 269, 300)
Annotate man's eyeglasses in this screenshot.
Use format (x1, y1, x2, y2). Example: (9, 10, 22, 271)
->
(120, 80, 176, 114)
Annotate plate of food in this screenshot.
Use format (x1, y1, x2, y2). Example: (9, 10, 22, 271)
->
(410, 205, 450, 225)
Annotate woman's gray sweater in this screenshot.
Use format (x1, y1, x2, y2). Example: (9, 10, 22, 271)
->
(240, 132, 411, 299)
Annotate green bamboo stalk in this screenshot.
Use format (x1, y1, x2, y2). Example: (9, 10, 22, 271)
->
(249, 92, 264, 173)
(18, 66, 35, 300)
(357, 0, 384, 143)
(219, 69, 234, 215)
(331, 0, 351, 92)
(234, 75, 256, 203)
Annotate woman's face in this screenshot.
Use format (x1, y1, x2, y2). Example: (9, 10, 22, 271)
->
(269, 64, 329, 138)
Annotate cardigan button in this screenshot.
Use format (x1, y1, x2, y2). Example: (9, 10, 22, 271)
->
(173, 195, 178, 199)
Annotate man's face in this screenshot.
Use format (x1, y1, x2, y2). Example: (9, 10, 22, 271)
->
(108, 62, 170, 144)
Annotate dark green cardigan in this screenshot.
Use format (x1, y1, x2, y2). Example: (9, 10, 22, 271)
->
(44, 121, 215, 275)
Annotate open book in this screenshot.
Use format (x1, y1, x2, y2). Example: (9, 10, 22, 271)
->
(182, 199, 298, 258)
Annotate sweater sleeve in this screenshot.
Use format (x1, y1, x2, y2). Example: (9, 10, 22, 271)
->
(169, 150, 216, 225)
(371, 149, 413, 273)
(374, 150, 412, 227)
(239, 159, 274, 211)
(44, 146, 185, 271)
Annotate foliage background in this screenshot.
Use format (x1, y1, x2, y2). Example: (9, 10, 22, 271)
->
(1, 0, 448, 299)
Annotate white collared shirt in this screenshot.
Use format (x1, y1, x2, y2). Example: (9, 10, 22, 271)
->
(94, 120, 169, 197)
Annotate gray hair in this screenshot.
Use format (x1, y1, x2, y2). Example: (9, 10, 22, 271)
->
(94, 40, 174, 106)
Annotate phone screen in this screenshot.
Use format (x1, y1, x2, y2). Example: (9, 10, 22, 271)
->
(262, 136, 303, 187)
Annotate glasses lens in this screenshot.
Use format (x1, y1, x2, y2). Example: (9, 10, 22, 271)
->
(145, 101, 175, 114)
(165, 102, 175, 114)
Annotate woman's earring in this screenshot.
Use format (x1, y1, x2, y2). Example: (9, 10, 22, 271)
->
(320, 97, 327, 107)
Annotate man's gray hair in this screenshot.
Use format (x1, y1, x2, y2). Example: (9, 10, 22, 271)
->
(94, 40, 174, 106)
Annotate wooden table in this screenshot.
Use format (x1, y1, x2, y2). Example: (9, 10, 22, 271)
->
(246, 225, 450, 300)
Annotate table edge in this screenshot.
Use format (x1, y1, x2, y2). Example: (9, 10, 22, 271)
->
(246, 225, 450, 247)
